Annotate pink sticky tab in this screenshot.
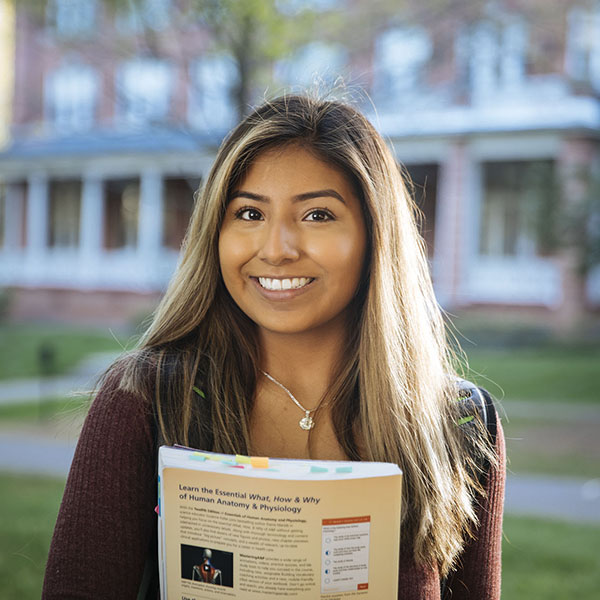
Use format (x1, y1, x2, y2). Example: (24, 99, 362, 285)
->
(154, 505, 159, 515)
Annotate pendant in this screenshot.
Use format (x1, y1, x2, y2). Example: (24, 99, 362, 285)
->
(299, 414, 314, 430)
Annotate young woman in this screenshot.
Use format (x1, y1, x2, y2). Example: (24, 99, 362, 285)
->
(43, 95, 505, 599)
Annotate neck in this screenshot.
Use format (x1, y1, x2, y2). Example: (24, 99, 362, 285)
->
(259, 326, 346, 405)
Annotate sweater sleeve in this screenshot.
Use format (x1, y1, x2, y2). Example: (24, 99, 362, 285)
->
(42, 374, 158, 600)
(445, 411, 506, 599)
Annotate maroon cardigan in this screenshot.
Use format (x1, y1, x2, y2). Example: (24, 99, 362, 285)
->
(43, 379, 505, 599)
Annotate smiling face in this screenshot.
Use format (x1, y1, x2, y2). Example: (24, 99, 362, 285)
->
(218, 144, 367, 339)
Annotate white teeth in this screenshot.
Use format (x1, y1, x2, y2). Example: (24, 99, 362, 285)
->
(258, 277, 312, 291)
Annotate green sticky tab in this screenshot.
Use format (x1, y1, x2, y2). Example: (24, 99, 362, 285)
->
(222, 460, 237, 466)
(336, 466, 353, 473)
(193, 386, 206, 399)
(457, 415, 475, 425)
(310, 466, 329, 473)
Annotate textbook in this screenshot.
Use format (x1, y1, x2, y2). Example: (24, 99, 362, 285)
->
(157, 446, 402, 600)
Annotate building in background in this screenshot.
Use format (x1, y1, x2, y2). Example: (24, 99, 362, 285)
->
(0, 0, 598, 326)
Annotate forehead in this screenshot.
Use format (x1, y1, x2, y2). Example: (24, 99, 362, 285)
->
(236, 144, 356, 196)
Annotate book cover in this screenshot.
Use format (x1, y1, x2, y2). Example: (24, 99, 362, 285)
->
(158, 446, 402, 600)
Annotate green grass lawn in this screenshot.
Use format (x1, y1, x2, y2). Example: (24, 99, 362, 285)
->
(0, 324, 129, 381)
(0, 396, 90, 422)
(502, 516, 600, 599)
(1, 472, 598, 599)
(1, 322, 597, 405)
(0, 473, 65, 599)
(464, 346, 600, 404)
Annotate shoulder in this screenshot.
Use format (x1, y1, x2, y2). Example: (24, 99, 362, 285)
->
(83, 353, 157, 445)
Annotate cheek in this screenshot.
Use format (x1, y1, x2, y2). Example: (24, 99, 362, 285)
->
(218, 231, 248, 278)
(307, 232, 366, 286)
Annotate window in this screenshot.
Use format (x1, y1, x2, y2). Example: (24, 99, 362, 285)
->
(104, 179, 139, 249)
(468, 19, 527, 101)
(188, 55, 237, 132)
(48, 180, 81, 248)
(117, 59, 173, 126)
(565, 7, 600, 91)
(404, 164, 438, 259)
(46, 62, 98, 132)
(47, 0, 96, 37)
(372, 27, 431, 103)
(162, 177, 199, 250)
(479, 161, 555, 257)
(0, 182, 27, 249)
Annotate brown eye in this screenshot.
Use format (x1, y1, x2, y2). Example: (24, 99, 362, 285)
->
(305, 209, 334, 222)
(235, 207, 263, 221)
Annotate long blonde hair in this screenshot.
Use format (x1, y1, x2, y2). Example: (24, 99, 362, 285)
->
(116, 94, 494, 576)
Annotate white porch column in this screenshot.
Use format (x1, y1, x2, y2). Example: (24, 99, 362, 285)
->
(79, 174, 104, 285)
(3, 182, 24, 251)
(433, 142, 469, 308)
(26, 172, 49, 263)
(137, 168, 164, 280)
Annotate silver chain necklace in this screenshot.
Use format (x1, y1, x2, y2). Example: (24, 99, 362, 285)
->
(261, 370, 318, 430)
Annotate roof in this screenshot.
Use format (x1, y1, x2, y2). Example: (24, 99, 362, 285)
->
(0, 126, 224, 160)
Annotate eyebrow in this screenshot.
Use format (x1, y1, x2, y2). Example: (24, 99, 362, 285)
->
(231, 189, 346, 205)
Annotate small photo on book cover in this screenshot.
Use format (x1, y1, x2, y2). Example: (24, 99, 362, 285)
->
(180, 544, 234, 588)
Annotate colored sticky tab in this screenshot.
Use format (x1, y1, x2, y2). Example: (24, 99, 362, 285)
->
(189, 454, 207, 462)
(336, 466, 353, 473)
(310, 466, 329, 473)
(208, 454, 225, 461)
(236, 455, 252, 464)
(457, 415, 475, 425)
(154, 504, 160, 515)
(250, 456, 269, 469)
(222, 459, 237, 466)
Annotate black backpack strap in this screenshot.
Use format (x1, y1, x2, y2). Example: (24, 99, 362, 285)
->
(440, 380, 498, 600)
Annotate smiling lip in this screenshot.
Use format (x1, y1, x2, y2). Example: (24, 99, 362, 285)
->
(250, 276, 316, 297)
(256, 276, 314, 291)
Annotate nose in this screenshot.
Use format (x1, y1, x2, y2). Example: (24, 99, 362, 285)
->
(257, 220, 300, 265)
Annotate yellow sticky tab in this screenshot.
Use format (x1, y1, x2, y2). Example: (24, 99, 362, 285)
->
(236, 455, 252, 464)
(250, 456, 269, 469)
